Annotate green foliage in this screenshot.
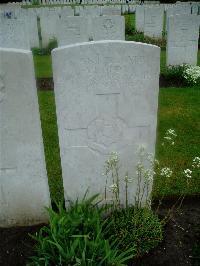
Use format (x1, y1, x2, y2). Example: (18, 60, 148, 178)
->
(32, 38, 58, 56)
(105, 207, 163, 258)
(162, 65, 200, 87)
(162, 64, 187, 84)
(28, 195, 134, 266)
(154, 87, 200, 198)
(124, 14, 135, 35)
(38, 92, 63, 203)
(126, 31, 166, 49)
(32, 0, 40, 5)
(124, 14, 166, 48)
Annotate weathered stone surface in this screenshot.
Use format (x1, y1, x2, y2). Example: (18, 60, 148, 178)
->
(0, 18, 30, 49)
(165, 4, 191, 31)
(135, 5, 144, 32)
(52, 40, 160, 206)
(24, 9, 40, 48)
(56, 16, 89, 46)
(89, 16, 125, 41)
(167, 14, 199, 66)
(40, 8, 59, 47)
(60, 6, 74, 17)
(57, 15, 125, 45)
(0, 49, 51, 227)
(101, 5, 121, 15)
(144, 6, 164, 38)
(79, 5, 101, 16)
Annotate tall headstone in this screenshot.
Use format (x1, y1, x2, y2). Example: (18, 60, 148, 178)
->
(166, 4, 191, 31)
(24, 9, 40, 48)
(0, 18, 30, 49)
(135, 5, 144, 32)
(144, 6, 164, 38)
(0, 49, 51, 227)
(167, 14, 199, 66)
(52, 40, 160, 205)
(40, 8, 59, 47)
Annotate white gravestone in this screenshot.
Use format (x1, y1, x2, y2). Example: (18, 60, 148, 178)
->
(56, 17, 89, 46)
(52, 40, 160, 206)
(60, 6, 74, 17)
(90, 16, 125, 41)
(101, 5, 122, 16)
(24, 9, 40, 48)
(165, 5, 191, 32)
(0, 18, 30, 49)
(167, 14, 199, 66)
(40, 8, 59, 47)
(135, 5, 144, 32)
(144, 6, 164, 38)
(79, 5, 101, 16)
(0, 49, 51, 227)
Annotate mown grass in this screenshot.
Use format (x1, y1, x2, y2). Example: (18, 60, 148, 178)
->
(38, 91, 64, 203)
(33, 55, 53, 78)
(37, 88, 200, 203)
(153, 87, 200, 199)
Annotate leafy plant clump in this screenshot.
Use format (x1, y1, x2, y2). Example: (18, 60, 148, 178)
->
(126, 30, 166, 49)
(105, 206, 163, 258)
(28, 195, 134, 266)
(163, 64, 200, 87)
(32, 38, 58, 56)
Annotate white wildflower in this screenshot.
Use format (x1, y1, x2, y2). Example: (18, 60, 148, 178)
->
(109, 183, 118, 193)
(147, 153, 154, 162)
(160, 167, 173, 178)
(192, 157, 200, 169)
(183, 65, 200, 85)
(163, 129, 177, 146)
(109, 151, 119, 163)
(167, 129, 177, 137)
(184, 169, 192, 179)
(164, 136, 172, 141)
(124, 174, 133, 183)
(136, 162, 144, 173)
(144, 169, 155, 182)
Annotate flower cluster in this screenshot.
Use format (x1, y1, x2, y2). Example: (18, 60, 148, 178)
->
(192, 157, 200, 169)
(162, 129, 177, 146)
(109, 183, 118, 193)
(183, 169, 192, 179)
(104, 151, 119, 176)
(183, 65, 200, 85)
(160, 167, 173, 178)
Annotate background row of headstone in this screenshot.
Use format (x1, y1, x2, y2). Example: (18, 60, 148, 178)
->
(0, 6, 126, 48)
(1, 2, 200, 65)
(135, 3, 200, 66)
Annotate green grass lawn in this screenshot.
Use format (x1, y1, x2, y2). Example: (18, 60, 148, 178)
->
(34, 55, 53, 78)
(38, 88, 200, 203)
(153, 87, 200, 199)
(38, 92, 64, 203)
